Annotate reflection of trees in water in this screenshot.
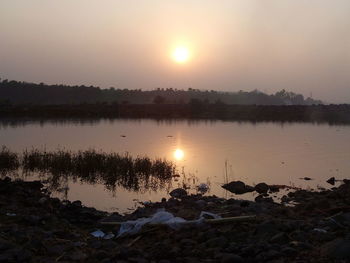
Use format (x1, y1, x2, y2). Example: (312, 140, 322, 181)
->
(0, 147, 175, 195)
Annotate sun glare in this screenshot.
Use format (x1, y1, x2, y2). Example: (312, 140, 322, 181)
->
(172, 46, 190, 63)
(174, 148, 184, 160)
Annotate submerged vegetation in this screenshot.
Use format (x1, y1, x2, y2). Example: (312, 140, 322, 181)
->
(0, 147, 175, 193)
(0, 146, 20, 174)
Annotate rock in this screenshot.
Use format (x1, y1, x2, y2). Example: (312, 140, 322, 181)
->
(326, 177, 335, 185)
(327, 239, 350, 260)
(72, 200, 82, 207)
(222, 181, 254, 195)
(301, 177, 312, 181)
(269, 185, 280, 192)
(281, 246, 297, 256)
(289, 241, 313, 250)
(255, 249, 282, 261)
(38, 197, 48, 204)
(47, 244, 67, 255)
(221, 253, 244, 263)
(69, 250, 87, 261)
(24, 215, 42, 225)
(270, 232, 290, 244)
(255, 221, 280, 239)
(0, 238, 14, 251)
(255, 195, 273, 203)
(169, 188, 187, 198)
(255, 183, 269, 194)
(195, 200, 207, 209)
(180, 239, 197, 247)
(206, 237, 228, 248)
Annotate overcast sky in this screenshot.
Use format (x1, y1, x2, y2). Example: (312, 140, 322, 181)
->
(1, 0, 350, 103)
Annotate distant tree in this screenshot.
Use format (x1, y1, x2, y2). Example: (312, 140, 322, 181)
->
(153, 95, 165, 104)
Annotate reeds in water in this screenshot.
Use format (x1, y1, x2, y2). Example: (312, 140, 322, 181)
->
(1, 146, 176, 192)
(0, 146, 20, 173)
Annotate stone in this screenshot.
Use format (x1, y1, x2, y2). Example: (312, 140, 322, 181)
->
(281, 246, 297, 256)
(255, 183, 269, 194)
(169, 188, 187, 199)
(222, 181, 254, 195)
(69, 251, 87, 261)
(255, 195, 273, 203)
(326, 177, 335, 185)
(270, 232, 290, 244)
(327, 239, 350, 260)
(195, 200, 207, 209)
(38, 197, 48, 204)
(180, 239, 197, 247)
(206, 237, 228, 248)
(221, 253, 244, 263)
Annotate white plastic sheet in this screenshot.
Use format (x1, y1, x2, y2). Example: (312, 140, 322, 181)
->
(117, 209, 221, 237)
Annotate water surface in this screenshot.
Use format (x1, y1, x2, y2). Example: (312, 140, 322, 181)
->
(1, 119, 349, 212)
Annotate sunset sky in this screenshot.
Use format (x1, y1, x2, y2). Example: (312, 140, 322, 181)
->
(1, 0, 349, 103)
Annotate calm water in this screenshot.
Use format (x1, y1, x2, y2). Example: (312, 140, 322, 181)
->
(1, 119, 350, 212)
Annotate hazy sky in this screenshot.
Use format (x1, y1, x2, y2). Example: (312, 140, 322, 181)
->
(1, 0, 350, 103)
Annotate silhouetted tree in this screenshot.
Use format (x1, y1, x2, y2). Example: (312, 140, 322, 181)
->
(153, 95, 166, 104)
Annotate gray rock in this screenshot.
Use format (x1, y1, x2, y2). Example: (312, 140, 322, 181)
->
(69, 251, 87, 261)
(169, 188, 187, 198)
(206, 236, 228, 248)
(38, 197, 48, 204)
(327, 239, 350, 260)
(326, 177, 335, 185)
(195, 200, 207, 209)
(0, 238, 14, 251)
(221, 253, 243, 263)
(281, 246, 297, 256)
(255, 221, 280, 239)
(255, 195, 273, 203)
(255, 249, 282, 261)
(222, 181, 254, 195)
(255, 183, 269, 194)
(180, 239, 197, 247)
(270, 232, 290, 244)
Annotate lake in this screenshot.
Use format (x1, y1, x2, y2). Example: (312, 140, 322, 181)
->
(1, 119, 349, 212)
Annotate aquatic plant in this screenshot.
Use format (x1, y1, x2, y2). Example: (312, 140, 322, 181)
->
(1, 147, 176, 193)
(0, 146, 19, 173)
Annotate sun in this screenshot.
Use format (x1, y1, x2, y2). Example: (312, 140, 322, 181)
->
(172, 46, 190, 63)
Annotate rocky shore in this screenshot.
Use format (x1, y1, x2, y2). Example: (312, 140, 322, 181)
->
(1, 177, 350, 262)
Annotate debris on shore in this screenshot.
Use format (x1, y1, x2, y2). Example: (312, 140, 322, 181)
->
(1, 177, 350, 262)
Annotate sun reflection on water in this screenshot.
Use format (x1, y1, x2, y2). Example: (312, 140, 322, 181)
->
(174, 148, 184, 161)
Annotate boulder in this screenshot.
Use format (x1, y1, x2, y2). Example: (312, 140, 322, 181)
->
(169, 188, 187, 199)
(255, 183, 269, 194)
(326, 177, 335, 185)
(222, 181, 254, 195)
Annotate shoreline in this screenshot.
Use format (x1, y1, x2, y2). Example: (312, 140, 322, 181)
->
(1, 177, 350, 262)
(1, 104, 350, 124)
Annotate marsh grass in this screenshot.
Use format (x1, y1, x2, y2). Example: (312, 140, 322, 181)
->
(0, 146, 20, 174)
(0, 147, 175, 192)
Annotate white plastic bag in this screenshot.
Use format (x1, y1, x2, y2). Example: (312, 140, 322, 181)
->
(117, 209, 221, 237)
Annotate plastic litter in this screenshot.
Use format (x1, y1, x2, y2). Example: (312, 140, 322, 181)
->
(117, 209, 221, 237)
(6, 213, 16, 217)
(91, 230, 105, 238)
(313, 228, 327, 233)
(90, 230, 115, 239)
(105, 233, 115, 240)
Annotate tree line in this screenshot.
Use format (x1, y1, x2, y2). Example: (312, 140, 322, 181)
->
(0, 79, 322, 105)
